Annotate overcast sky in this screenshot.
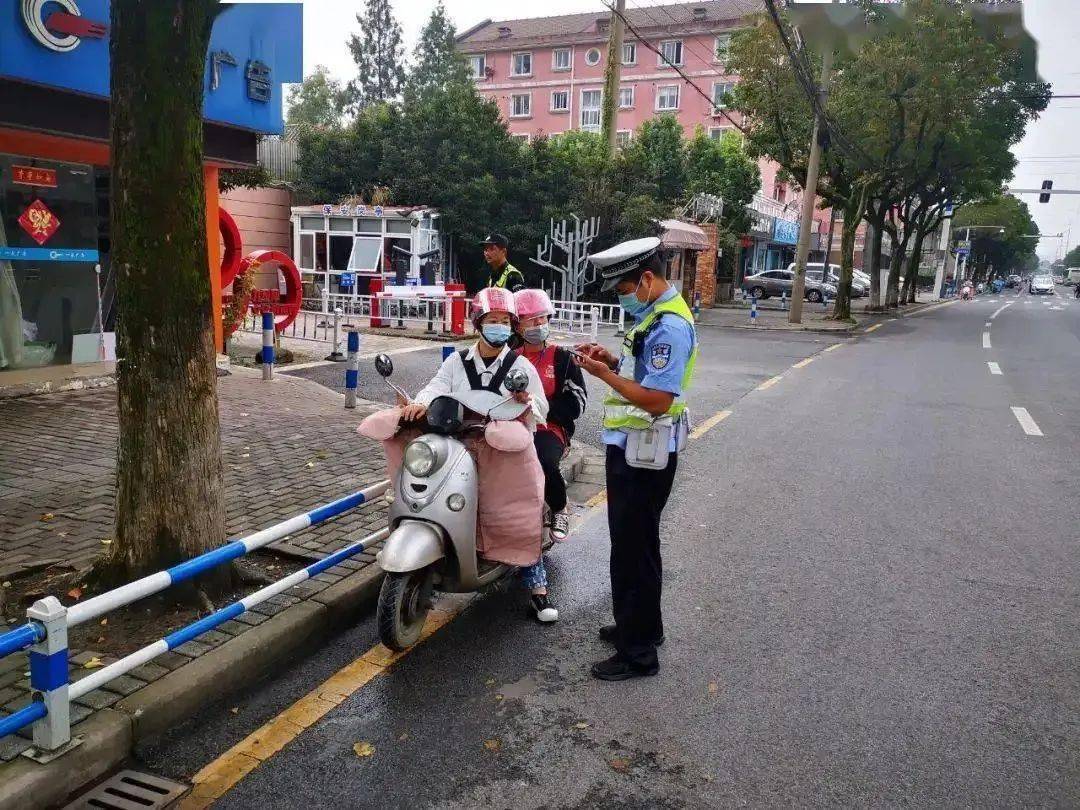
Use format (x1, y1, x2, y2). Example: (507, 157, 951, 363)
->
(279, 0, 1079, 260)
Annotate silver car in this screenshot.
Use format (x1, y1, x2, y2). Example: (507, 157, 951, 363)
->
(804, 264, 869, 297)
(742, 269, 837, 303)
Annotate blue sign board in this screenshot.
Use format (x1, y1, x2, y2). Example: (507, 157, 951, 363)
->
(772, 218, 799, 246)
(0, 247, 100, 262)
(339, 272, 355, 288)
(0, 2, 302, 135)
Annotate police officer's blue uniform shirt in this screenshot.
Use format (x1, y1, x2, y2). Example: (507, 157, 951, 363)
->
(602, 287, 695, 451)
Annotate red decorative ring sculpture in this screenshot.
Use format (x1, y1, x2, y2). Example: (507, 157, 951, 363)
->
(237, 249, 303, 332)
(219, 208, 243, 289)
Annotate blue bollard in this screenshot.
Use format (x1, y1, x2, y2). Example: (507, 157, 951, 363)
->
(750, 293, 758, 322)
(442, 345, 454, 363)
(781, 290, 788, 311)
(344, 330, 360, 409)
(693, 291, 701, 320)
(261, 311, 274, 381)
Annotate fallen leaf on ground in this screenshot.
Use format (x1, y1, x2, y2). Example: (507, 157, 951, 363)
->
(240, 454, 250, 459)
(398, 733, 408, 741)
(483, 738, 501, 752)
(100, 618, 107, 626)
(40, 513, 55, 522)
(609, 757, 630, 772)
(83, 657, 104, 669)
(306, 461, 315, 468)
(58, 532, 68, 538)
(67, 587, 82, 600)
(708, 682, 718, 694)
(230, 707, 239, 715)
(573, 722, 590, 730)
(353, 741, 375, 758)
(316, 451, 329, 460)
(100, 539, 112, 545)
(1, 582, 10, 589)
(494, 694, 504, 702)
(484, 678, 495, 686)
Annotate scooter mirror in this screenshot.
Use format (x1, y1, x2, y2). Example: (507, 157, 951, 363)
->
(504, 368, 529, 393)
(374, 354, 394, 378)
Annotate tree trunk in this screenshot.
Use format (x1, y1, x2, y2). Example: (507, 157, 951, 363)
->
(867, 217, 884, 310)
(108, 0, 229, 592)
(830, 190, 865, 322)
(901, 230, 926, 305)
(884, 229, 909, 309)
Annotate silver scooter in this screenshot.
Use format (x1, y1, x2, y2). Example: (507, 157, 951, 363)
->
(369, 353, 536, 651)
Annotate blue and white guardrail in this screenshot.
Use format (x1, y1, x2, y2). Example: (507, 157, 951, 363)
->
(0, 481, 389, 754)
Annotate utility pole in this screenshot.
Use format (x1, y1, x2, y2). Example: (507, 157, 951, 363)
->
(601, 0, 626, 156)
(789, 47, 833, 324)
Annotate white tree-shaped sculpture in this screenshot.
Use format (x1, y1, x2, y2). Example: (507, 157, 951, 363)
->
(529, 215, 601, 302)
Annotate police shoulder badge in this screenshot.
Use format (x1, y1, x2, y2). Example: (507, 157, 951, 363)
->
(650, 343, 672, 370)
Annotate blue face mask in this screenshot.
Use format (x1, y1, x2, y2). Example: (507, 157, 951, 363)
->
(617, 276, 649, 316)
(481, 323, 512, 346)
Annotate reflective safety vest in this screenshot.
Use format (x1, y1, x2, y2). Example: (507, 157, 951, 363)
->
(602, 293, 698, 431)
(490, 262, 523, 289)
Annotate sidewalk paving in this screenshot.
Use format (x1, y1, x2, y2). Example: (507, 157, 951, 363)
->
(698, 305, 858, 332)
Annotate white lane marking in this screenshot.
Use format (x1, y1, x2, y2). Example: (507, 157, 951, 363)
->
(982, 332, 992, 349)
(990, 303, 1011, 320)
(987, 362, 1002, 375)
(1010, 407, 1043, 437)
(985, 322, 992, 327)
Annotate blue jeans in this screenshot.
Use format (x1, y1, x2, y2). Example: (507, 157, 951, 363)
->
(519, 557, 547, 591)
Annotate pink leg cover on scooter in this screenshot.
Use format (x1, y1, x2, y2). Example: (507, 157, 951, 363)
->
(358, 410, 544, 567)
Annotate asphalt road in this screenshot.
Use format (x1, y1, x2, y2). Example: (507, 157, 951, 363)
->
(136, 293, 1079, 807)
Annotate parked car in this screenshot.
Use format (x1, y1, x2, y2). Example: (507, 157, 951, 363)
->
(742, 269, 837, 303)
(1005, 274, 1021, 288)
(1029, 274, 1055, 295)
(799, 263, 870, 297)
(853, 269, 872, 288)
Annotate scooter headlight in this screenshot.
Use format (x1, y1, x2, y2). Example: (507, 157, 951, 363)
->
(404, 439, 437, 477)
(447, 493, 467, 512)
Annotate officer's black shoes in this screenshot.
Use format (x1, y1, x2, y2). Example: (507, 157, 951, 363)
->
(598, 624, 665, 647)
(590, 654, 659, 681)
(530, 594, 559, 623)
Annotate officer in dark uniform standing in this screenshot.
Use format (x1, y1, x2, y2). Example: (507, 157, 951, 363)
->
(481, 233, 525, 291)
(575, 237, 698, 681)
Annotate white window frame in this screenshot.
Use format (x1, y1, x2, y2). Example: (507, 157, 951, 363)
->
(658, 39, 683, 67)
(510, 92, 532, 118)
(708, 126, 735, 139)
(622, 42, 637, 65)
(580, 89, 602, 131)
(714, 33, 732, 63)
(512, 51, 533, 77)
(511, 133, 531, 143)
(552, 48, 571, 71)
(618, 86, 634, 109)
(468, 54, 486, 80)
(616, 130, 632, 147)
(584, 47, 602, 66)
(655, 84, 680, 111)
(550, 89, 570, 112)
(712, 81, 735, 113)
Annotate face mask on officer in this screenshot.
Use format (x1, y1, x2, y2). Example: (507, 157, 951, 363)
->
(618, 272, 654, 316)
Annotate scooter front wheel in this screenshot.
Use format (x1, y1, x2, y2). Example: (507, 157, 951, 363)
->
(378, 568, 435, 651)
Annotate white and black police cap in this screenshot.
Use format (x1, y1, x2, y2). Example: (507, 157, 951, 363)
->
(589, 237, 662, 291)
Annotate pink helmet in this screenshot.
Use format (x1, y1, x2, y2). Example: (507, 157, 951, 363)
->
(470, 287, 517, 327)
(513, 288, 555, 320)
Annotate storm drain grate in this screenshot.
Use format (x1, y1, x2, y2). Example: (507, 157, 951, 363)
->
(64, 770, 189, 810)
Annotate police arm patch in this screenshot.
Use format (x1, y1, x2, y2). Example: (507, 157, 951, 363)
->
(650, 343, 672, 370)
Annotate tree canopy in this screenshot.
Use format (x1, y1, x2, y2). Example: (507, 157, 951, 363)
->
(952, 194, 1039, 278)
(343, 0, 406, 114)
(286, 66, 345, 131)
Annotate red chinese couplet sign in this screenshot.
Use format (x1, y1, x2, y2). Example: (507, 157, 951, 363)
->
(12, 166, 58, 188)
(18, 199, 61, 245)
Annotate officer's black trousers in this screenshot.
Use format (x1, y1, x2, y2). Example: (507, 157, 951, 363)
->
(605, 444, 679, 670)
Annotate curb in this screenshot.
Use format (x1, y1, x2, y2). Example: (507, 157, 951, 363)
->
(699, 319, 859, 334)
(0, 372, 116, 401)
(0, 564, 385, 810)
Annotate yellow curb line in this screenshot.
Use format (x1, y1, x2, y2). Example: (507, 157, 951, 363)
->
(688, 409, 732, 440)
(791, 357, 815, 369)
(756, 375, 784, 391)
(824, 343, 843, 352)
(179, 607, 463, 809)
(864, 323, 882, 333)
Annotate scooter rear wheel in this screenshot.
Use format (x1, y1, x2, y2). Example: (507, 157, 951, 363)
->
(378, 568, 435, 651)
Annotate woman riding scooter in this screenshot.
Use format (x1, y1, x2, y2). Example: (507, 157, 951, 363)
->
(399, 288, 559, 623)
(513, 289, 588, 542)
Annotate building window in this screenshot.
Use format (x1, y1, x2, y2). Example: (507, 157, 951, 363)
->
(773, 183, 787, 203)
(659, 40, 683, 67)
(512, 52, 532, 76)
(616, 130, 632, 147)
(551, 90, 570, 112)
(468, 55, 486, 80)
(511, 93, 532, 118)
(511, 133, 530, 143)
(714, 33, 732, 63)
(552, 48, 571, 71)
(622, 42, 637, 65)
(580, 89, 602, 131)
(712, 81, 735, 111)
(656, 84, 680, 111)
(585, 48, 602, 66)
(709, 126, 735, 139)
(618, 86, 634, 109)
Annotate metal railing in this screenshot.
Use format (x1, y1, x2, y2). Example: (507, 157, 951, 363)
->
(0, 482, 389, 754)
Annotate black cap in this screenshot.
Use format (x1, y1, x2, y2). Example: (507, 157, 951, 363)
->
(482, 233, 509, 249)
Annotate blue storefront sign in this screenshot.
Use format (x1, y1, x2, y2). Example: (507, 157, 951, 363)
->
(772, 218, 799, 246)
(0, 2, 302, 135)
(339, 272, 356, 289)
(0, 247, 100, 262)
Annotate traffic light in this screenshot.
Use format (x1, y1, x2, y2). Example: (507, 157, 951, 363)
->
(1039, 180, 1053, 203)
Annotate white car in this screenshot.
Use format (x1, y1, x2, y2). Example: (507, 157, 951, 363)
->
(1029, 275, 1055, 295)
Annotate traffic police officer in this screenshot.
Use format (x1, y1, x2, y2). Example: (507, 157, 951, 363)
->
(481, 233, 525, 291)
(575, 237, 697, 681)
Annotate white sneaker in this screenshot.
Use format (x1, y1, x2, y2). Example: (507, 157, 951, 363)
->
(530, 594, 559, 623)
(550, 510, 571, 542)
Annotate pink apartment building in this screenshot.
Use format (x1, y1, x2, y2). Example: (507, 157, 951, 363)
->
(456, 0, 839, 284)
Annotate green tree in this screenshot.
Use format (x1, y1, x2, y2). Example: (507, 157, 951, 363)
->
(293, 102, 397, 204)
(685, 129, 760, 235)
(408, 1, 470, 93)
(107, 0, 230, 591)
(953, 195, 1039, 280)
(1063, 245, 1080, 268)
(287, 65, 345, 130)
(344, 0, 406, 113)
(622, 115, 687, 205)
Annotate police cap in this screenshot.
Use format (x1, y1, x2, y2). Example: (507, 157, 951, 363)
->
(589, 237, 662, 291)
